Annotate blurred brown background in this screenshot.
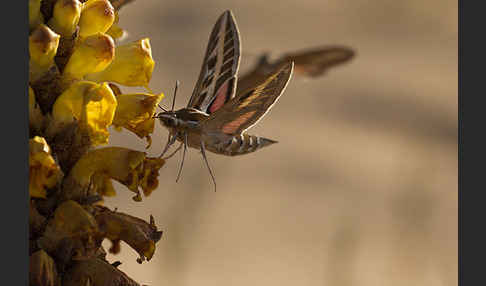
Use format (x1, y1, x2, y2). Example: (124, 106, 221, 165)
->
(104, 0, 457, 285)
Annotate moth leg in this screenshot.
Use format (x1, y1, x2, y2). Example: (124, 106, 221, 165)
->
(159, 133, 178, 158)
(163, 142, 183, 160)
(200, 140, 217, 192)
(175, 133, 188, 183)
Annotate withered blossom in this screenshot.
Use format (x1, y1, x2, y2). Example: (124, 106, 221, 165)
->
(94, 206, 163, 263)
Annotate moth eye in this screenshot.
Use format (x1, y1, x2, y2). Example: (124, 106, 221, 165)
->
(168, 118, 177, 126)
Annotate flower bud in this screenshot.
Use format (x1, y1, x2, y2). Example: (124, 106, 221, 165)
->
(86, 38, 155, 87)
(29, 25, 60, 81)
(48, 0, 82, 37)
(63, 33, 115, 80)
(52, 81, 117, 145)
(29, 0, 44, 30)
(78, 0, 115, 37)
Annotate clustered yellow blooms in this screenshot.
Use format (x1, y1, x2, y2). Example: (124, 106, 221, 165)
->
(28, 0, 163, 147)
(29, 1, 166, 283)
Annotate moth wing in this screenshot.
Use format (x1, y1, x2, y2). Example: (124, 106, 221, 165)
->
(187, 10, 241, 114)
(279, 46, 355, 77)
(236, 53, 272, 97)
(201, 62, 294, 135)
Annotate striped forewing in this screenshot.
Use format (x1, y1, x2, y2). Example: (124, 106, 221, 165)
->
(187, 10, 241, 114)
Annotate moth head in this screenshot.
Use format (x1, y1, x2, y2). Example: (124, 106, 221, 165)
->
(156, 111, 178, 128)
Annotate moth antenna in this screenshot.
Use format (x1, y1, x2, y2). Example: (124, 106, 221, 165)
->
(171, 80, 180, 112)
(200, 140, 217, 192)
(175, 133, 188, 183)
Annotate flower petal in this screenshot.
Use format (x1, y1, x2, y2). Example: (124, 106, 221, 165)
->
(29, 136, 63, 199)
(29, 24, 60, 82)
(112, 92, 163, 146)
(52, 81, 117, 146)
(63, 33, 115, 80)
(47, 0, 82, 37)
(85, 38, 155, 87)
(78, 0, 115, 38)
(63, 147, 165, 202)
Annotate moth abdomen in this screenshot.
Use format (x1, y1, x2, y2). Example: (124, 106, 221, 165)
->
(219, 134, 277, 156)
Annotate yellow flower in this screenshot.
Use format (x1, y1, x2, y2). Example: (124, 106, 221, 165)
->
(29, 24, 60, 82)
(63, 33, 115, 81)
(28, 0, 44, 30)
(52, 81, 117, 145)
(85, 38, 155, 87)
(112, 92, 164, 147)
(29, 136, 63, 199)
(47, 0, 82, 37)
(78, 0, 115, 38)
(64, 147, 165, 202)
